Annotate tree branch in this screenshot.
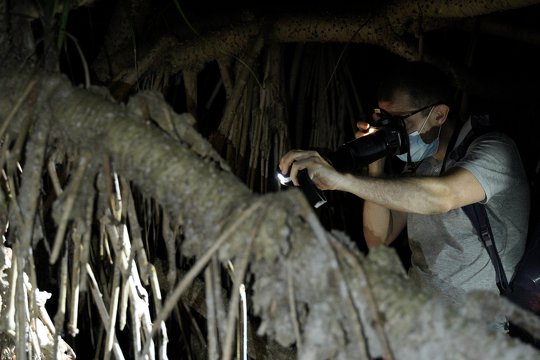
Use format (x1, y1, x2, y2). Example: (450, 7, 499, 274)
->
(1, 65, 539, 359)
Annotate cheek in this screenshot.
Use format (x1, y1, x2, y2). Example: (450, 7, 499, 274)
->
(420, 126, 439, 143)
(404, 119, 417, 134)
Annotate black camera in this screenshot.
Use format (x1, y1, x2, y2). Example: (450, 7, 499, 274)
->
(327, 113, 409, 172)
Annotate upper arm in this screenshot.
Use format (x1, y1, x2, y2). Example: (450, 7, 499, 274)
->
(362, 203, 407, 248)
(441, 132, 524, 210)
(438, 166, 486, 210)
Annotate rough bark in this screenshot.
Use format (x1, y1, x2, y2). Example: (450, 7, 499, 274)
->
(1, 64, 540, 359)
(91, 0, 540, 87)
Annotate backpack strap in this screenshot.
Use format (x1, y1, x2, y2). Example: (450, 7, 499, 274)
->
(446, 115, 510, 295)
(462, 203, 510, 295)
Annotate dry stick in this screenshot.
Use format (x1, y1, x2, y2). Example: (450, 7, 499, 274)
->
(126, 186, 150, 285)
(15, 253, 27, 360)
(212, 255, 226, 348)
(223, 249, 253, 360)
(6, 254, 18, 334)
(24, 280, 40, 359)
(235, 83, 249, 167)
(26, 256, 43, 360)
(148, 265, 169, 360)
(205, 266, 219, 360)
(248, 85, 263, 189)
(286, 261, 303, 353)
(328, 234, 395, 360)
(304, 212, 371, 360)
(47, 159, 63, 196)
(86, 264, 126, 360)
(161, 212, 177, 288)
(104, 219, 154, 358)
(139, 200, 264, 358)
(112, 172, 122, 222)
(221, 233, 256, 360)
(50, 154, 91, 264)
(119, 276, 129, 331)
(79, 185, 95, 293)
(217, 58, 234, 98)
(104, 265, 121, 360)
(103, 172, 157, 359)
(104, 264, 120, 360)
(239, 284, 248, 360)
(204, 77, 224, 111)
(53, 248, 69, 359)
(67, 223, 82, 336)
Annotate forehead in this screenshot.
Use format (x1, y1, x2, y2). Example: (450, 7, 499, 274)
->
(378, 90, 414, 112)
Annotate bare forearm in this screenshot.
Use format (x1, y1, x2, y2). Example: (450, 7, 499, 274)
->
(337, 173, 453, 215)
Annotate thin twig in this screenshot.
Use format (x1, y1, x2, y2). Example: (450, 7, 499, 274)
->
(104, 266, 121, 360)
(86, 264, 126, 360)
(50, 154, 90, 264)
(47, 159, 63, 195)
(148, 264, 169, 360)
(53, 248, 68, 359)
(205, 266, 219, 360)
(212, 255, 226, 347)
(286, 261, 303, 352)
(138, 199, 264, 358)
(222, 234, 255, 360)
(67, 222, 82, 336)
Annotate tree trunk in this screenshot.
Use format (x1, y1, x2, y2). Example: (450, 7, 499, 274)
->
(1, 63, 540, 359)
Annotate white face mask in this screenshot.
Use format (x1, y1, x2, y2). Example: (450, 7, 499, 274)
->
(397, 106, 440, 163)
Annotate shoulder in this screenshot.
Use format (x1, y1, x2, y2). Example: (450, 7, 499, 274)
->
(467, 131, 520, 160)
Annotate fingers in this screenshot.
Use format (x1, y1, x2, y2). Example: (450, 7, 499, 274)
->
(356, 121, 370, 131)
(279, 150, 323, 175)
(278, 150, 328, 187)
(355, 121, 371, 139)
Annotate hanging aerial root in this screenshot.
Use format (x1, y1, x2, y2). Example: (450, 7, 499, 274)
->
(222, 206, 266, 360)
(85, 264, 126, 360)
(50, 153, 90, 264)
(139, 198, 265, 358)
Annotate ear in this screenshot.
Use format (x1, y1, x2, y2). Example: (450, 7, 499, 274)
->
(433, 104, 450, 125)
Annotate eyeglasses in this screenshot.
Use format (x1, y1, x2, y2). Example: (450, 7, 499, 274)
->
(374, 102, 440, 121)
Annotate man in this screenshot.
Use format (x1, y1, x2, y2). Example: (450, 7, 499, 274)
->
(279, 61, 529, 310)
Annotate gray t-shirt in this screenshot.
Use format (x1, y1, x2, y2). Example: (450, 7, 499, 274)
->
(407, 120, 530, 307)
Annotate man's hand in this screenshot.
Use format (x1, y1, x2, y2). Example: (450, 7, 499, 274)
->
(355, 120, 386, 176)
(279, 150, 343, 191)
(355, 120, 372, 138)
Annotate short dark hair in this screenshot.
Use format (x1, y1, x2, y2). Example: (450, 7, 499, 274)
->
(377, 61, 454, 111)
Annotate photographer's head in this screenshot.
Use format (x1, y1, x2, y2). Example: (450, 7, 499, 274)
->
(376, 61, 455, 162)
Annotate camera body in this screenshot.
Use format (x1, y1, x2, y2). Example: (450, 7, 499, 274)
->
(327, 114, 409, 172)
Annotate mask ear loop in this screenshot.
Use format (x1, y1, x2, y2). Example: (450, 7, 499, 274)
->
(404, 106, 436, 172)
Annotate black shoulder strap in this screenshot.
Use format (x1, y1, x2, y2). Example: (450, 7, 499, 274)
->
(462, 203, 510, 294)
(448, 115, 510, 295)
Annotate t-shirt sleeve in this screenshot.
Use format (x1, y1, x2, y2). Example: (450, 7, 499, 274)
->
(454, 132, 524, 202)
